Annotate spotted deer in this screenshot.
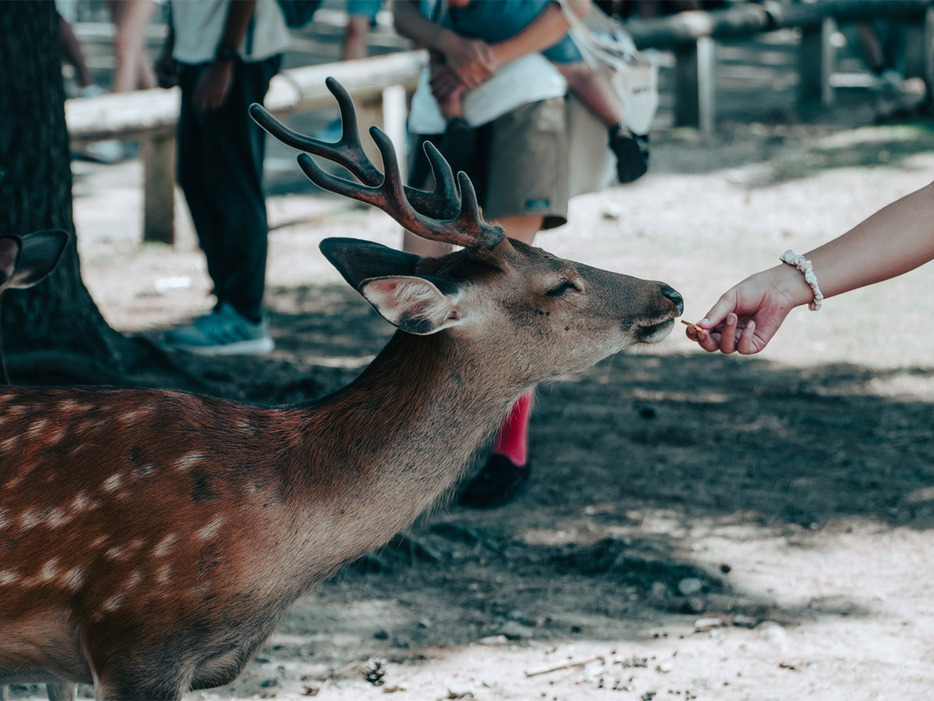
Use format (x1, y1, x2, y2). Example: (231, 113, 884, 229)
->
(0, 79, 683, 700)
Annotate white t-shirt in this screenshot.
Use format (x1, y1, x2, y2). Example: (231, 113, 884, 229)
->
(170, 0, 290, 65)
(407, 53, 567, 135)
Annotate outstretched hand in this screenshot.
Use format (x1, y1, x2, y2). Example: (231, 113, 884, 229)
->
(685, 268, 802, 355)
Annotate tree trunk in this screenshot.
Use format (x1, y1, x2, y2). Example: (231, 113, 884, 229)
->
(0, 1, 134, 380)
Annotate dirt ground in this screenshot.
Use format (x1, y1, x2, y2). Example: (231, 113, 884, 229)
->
(15, 92, 934, 700)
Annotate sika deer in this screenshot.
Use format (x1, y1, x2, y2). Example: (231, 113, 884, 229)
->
(0, 79, 683, 700)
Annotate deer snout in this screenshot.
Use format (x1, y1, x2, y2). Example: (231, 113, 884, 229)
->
(660, 285, 684, 315)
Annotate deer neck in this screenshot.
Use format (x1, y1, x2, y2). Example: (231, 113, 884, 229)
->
(295, 331, 523, 566)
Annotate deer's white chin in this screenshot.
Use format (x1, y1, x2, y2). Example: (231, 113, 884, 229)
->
(635, 318, 676, 344)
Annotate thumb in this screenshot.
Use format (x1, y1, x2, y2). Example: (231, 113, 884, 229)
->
(697, 291, 737, 330)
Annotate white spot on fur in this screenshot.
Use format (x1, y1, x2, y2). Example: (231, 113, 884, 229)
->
(46, 425, 67, 446)
(101, 473, 123, 493)
(119, 409, 143, 424)
(19, 509, 42, 530)
(0, 570, 20, 586)
(69, 492, 95, 514)
(0, 508, 7, 530)
(196, 515, 224, 541)
(175, 454, 205, 472)
(38, 559, 60, 583)
(45, 507, 69, 528)
(62, 566, 85, 590)
(105, 538, 143, 562)
(102, 593, 125, 612)
(0, 436, 18, 453)
(156, 564, 172, 584)
(153, 534, 177, 557)
(105, 544, 129, 561)
(27, 418, 49, 440)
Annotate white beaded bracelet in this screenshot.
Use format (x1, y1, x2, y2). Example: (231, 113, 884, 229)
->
(780, 250, 823, 311)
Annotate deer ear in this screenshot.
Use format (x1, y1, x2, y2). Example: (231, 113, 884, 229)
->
(320, 238, 419, 290)
(360, 276, 463, 335)
(0, 238, 19, 288)
(0, 230, 69, 291)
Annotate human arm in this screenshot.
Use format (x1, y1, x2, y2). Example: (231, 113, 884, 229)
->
(392, 0, 495, 87)
(194, 0, 257, 112)
(490, 0, 589, 67)
(688, 181, 934, 354)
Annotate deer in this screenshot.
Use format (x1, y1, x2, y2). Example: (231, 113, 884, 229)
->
(0, 78, 683, 700)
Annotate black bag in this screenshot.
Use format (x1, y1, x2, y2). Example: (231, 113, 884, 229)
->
(277, 0, 322, 29)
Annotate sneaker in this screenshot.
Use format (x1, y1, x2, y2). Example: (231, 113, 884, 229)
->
(82, 139, 125, 164)
(162, 303, 274, 356)
(457, 454, 531, 508)
(609, 126, 648, 184)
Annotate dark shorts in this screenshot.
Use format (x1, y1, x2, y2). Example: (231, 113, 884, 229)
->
(410, 98, 569, 230)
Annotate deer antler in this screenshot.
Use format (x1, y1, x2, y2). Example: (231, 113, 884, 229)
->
(250, 77, 505, 251)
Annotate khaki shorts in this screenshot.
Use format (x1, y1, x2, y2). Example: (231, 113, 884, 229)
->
(409, 97, 570, 231)
(481, 97, 569, 230)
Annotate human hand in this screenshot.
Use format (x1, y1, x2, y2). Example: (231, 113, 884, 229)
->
(685, 267, 803, 354)
(429, 64, 468, 109)
(193, 61, 234, 112)
(441, 35, 497, 88)
(155, 53, 177, 89)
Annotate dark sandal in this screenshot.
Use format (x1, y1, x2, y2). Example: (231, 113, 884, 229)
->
(609, 127, 649, 184)
(457, 454, 531, 508)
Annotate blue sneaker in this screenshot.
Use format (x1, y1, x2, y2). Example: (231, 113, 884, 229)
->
(163, 303, 274, 356)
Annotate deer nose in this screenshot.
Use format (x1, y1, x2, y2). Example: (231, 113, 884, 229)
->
(661, 285, 684, 314)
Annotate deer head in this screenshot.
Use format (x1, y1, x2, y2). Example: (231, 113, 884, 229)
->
(251, 78, 682, 389)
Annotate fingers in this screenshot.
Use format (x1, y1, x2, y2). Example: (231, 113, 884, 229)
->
(685, 313, 758, 355)
(735, 319, 758, 354)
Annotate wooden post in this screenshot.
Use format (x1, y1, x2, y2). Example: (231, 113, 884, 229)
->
(925, 6, 934, 107)
(673, 37, 716, 134)
(382, 83, 408, 184)
(798, 16, 836, 108)
(697, 36, 716, 137)
(673, 41, 700, 128)
(141, 132, 176, 245)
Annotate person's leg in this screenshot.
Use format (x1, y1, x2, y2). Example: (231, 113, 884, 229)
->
(110, 0, 157, 92)
(166, 60, 279, 354)
(555, 61, 648, 184)
(199, 56, 280, 323)
(343, 1, 381, 60)
(458, 98, 569, 507)
(175, 64, 226, 307)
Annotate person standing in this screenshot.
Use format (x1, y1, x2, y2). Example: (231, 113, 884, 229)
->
(395, 0, 595, 507)
(157, 0, 289, 355)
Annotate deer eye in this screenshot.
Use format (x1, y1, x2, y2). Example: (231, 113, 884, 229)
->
(546, 279, 580, 297)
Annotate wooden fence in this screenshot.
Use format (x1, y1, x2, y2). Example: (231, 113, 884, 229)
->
(65, 0, 934, 246)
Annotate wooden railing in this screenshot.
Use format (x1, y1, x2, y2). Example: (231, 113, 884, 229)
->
(65, 1, 933, 246)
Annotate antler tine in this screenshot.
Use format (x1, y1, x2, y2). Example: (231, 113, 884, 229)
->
(249, 78, 382, 186)
(404, 140, 460, 221)
(250, 85, 458, 219)
(297, 124, 504, 250)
